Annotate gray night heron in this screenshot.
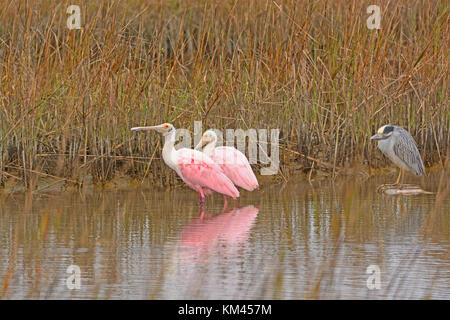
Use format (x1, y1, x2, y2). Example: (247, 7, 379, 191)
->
(370, 125, 425, 185)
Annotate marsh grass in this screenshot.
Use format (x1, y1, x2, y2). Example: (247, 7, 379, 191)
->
(0, 0, 448, 189)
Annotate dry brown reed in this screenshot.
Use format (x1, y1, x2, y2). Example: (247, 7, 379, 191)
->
(0, 0, 448, 190)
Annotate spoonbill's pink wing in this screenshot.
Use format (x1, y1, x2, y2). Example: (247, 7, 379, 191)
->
(212, 146, 259, 191)
(176, 149, 239, 199)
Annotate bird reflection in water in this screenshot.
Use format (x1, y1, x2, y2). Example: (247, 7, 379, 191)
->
(178, 205, 259, 262)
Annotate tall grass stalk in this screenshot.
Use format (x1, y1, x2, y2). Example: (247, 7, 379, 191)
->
(0, 0, 448, 189)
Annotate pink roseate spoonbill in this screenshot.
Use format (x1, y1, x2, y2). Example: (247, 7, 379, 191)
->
(195, 130, 259, 192)
(131, 123, 239, 206)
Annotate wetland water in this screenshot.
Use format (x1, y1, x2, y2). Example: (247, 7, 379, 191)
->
(0, 172, 448, 299)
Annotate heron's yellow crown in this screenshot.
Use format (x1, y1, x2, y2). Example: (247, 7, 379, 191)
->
(377, 125, 387, 134)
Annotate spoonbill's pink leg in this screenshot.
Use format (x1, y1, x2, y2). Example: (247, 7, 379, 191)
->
(237, 196, 241, 208)
(198, 209, 206, 220)
(198, 187, 206, 207)
(222, 196, 228, 212)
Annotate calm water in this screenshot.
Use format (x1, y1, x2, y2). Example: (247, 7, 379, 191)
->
(0, 172, 449, 299)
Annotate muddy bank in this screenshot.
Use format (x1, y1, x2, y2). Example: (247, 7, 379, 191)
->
(0, 163, 446, 195)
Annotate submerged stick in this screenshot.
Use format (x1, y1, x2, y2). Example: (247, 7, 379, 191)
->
(377, 184, 434, 195)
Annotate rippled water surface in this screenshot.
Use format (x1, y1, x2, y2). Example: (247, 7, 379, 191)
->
(0, 172, 449, 299)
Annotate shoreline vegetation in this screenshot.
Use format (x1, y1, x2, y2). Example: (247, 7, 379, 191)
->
(0, 0, 448, 191)
(1, 163, 447, 195)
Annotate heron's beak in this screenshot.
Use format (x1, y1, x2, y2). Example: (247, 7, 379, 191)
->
(131, 125, 163, 132)
(370, 133, 383, 140)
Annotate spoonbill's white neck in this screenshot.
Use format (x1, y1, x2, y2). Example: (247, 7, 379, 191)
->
(202, 139, 217, 156)
(162, 129, 177, 170)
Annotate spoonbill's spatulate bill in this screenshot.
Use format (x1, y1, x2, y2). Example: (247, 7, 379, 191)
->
(196, 130, 259, 191)
(131, 123, 239, 206)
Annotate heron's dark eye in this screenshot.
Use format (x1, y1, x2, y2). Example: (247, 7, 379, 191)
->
(383, 126, 394, 134)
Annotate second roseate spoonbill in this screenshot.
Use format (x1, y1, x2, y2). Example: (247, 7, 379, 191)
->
(195, 130, 259, 191)
(131, 123, 239, 206)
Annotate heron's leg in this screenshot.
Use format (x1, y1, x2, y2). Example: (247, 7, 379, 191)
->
(395, 169, 402, 185)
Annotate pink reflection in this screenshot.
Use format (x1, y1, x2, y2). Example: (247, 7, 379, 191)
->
(179, 205, 259, 262)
